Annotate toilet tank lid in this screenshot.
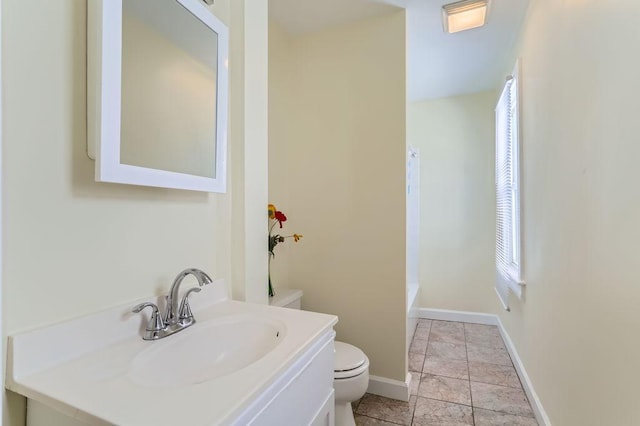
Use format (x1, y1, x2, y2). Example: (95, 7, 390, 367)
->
(268, 288, 303, 308)
(334, 341, 368, 372)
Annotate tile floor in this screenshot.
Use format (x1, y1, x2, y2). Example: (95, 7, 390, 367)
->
(353, 319, 538, 426)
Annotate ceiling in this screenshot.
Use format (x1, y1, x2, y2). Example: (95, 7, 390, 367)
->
(269, 0, 531, 101)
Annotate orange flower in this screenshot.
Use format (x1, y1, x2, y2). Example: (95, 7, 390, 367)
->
(268, 203, 302, 253)
(268, 203, 303, 297)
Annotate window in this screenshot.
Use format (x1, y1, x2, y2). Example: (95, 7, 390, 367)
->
(495, 60, 524, 311)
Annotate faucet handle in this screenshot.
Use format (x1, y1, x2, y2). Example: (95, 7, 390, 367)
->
(132, 302, 166, 333)
(178, 287, 201, 323)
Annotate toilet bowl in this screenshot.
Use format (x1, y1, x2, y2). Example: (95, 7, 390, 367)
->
(333, 341, 370, 426)
(269, 289, 370, 426)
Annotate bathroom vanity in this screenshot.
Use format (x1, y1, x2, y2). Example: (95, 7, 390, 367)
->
(6, 282, 337, 425)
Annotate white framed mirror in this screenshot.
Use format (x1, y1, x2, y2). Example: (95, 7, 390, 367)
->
(87, 0, 228, 192)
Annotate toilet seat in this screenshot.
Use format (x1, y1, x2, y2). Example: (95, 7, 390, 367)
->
(334, 341, 370, 379)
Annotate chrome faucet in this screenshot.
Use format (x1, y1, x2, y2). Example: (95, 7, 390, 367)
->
(132, 268, 213, 340)
(165, 268, 213, 326)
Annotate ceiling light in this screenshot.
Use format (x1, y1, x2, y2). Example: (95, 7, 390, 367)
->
(442, 0, 490, 34)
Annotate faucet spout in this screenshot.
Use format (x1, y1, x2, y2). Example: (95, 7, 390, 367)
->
(165, 268, 213, 326)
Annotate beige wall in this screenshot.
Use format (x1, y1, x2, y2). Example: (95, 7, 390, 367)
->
(268, 12, 408, 382)
(496, 0, 640, 424)
(408, 91, 497, 313)
(229, 0, 269, 304)
(267, 23, 292, 288)
(1, 0, 269, 424)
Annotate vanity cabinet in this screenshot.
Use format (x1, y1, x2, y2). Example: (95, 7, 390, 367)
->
(24, 331, 335, 426)
(232, 331, 335, 426)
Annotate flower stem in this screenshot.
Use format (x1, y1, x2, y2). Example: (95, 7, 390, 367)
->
(268, 256, 274, 297)
(269, 220, 278, 234)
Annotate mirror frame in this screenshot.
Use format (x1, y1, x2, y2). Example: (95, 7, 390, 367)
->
(87, 0, 229, 192)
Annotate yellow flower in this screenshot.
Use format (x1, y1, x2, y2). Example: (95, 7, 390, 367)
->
(293, 234, 303, 242)
(268, 204, 277, 219)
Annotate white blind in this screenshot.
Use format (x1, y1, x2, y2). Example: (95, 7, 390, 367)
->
(495, 63, 523, 311)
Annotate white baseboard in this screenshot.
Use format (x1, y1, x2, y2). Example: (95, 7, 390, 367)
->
(496, 316, 552, 426)
(367, 374, 410, 402)
(416, 308, 498, 325)
(407, 283, 419, 314)
(416, 308, 551, 426)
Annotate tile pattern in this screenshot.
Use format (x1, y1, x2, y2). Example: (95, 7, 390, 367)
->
(423, 357, 469, 380)
(473, 408, 539, 426)
(354, 320, 538, 425)
(356, 394, 417, 425)
(468, 361, 521, 388)
(418, 374, 471, 405)
(413, 398, 473, 426)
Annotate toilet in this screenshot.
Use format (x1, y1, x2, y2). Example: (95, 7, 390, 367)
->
(333, 341, 370, 426)
(269, 289, 370, 426)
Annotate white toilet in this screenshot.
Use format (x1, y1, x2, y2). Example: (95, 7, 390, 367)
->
(333, 341, 370, 426)
(269, 289, 370, 426)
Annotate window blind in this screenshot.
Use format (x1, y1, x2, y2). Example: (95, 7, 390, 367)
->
(495, 62, 523, 311)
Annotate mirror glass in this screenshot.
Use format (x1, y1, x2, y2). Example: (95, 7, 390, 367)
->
(121, 0, 218, 179)
(87, 0, 228, 192)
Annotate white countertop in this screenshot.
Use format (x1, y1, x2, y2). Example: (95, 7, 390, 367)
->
(6, 283, 337, 425)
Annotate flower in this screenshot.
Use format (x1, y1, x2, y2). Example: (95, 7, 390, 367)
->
(268, 204, 303, 298)
(274, 211, 287, 228)
(268, 204, 302, 257)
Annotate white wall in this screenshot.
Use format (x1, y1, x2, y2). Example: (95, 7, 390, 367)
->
(406, 149, 419, 287)
(497, 0, 640, 424)
(268, 12, 408, 382)
(1, 0, 269, 424)
(408, 91, 497, 313)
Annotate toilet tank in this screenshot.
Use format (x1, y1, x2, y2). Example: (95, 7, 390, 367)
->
(268, 288, 303, 310)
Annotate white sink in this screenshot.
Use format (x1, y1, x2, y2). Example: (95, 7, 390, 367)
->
(128, 314, 286, 387)
(7, 283, 338, 426)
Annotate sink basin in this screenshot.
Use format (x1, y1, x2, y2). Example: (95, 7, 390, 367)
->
(128, 315, 286, 387)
